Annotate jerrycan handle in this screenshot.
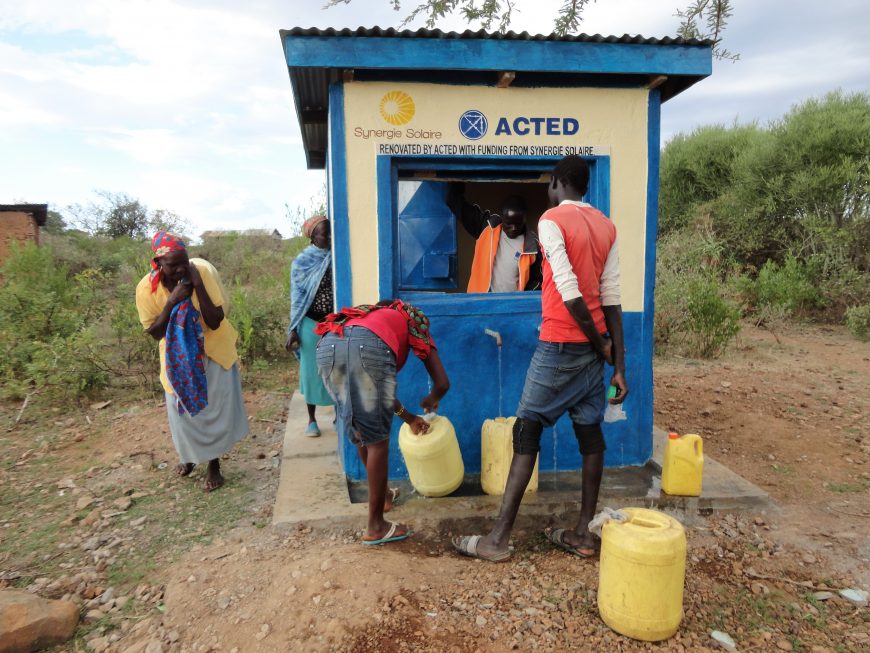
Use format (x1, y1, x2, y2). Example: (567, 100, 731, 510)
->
(684, 433, 704, 459)
(630, 516, 666, 529)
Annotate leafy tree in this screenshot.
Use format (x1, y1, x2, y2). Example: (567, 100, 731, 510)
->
(43, 209, 66, 234)
(150, 208, 191, 236)
(65, 191, 190, 240)
(658, 123, 760, 234)
(327, 0, 736, 59)
(100, 192, 150, 239)
(659, 91, 870, 268)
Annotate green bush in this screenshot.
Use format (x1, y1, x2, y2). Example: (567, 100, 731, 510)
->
(684, 277, 741, 358)
(193, 234, 300, 365)
(754, 255, 819, 316)
(0, 231, 302, 403)
(654, 226, 741, 358)
(230, 281, 289, 364)
(658, 91, 870, 333)
(659, 123, 761, 235)
(0, 243, 116, 400)
(24, 328, 111, 399)
(846, 304, 870, 341)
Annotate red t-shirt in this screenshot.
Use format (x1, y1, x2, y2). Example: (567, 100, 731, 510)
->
(345, 308, 434, 371)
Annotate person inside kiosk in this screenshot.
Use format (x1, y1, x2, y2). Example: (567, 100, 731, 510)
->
(448, 184, 542, 293)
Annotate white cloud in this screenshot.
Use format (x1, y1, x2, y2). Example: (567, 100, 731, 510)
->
(0, 91, 63, 126)
(87, 128, 186, 165)
(0, 0, 867, 234)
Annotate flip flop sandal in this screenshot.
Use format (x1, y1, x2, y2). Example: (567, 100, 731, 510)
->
(452, 535, 511, 562)
(544, 527, 596, 558)
(361, 521, 412, 546)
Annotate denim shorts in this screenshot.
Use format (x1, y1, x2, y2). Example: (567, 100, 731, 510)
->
(316, 327, 397, 447)
(516, 341, 605, 427)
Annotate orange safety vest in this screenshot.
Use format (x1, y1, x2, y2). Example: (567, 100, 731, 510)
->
(467, 223, 537, 293)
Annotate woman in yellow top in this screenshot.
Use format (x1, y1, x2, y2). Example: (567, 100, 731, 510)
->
(135, 232, 248, 492)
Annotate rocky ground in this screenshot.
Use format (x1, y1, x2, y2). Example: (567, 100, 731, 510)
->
(1, 325, 868, 652)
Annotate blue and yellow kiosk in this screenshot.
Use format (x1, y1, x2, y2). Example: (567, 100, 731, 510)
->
(279, 27, 712, 482)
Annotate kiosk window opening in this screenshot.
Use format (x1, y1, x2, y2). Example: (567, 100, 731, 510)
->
(389, 158, 610, 297)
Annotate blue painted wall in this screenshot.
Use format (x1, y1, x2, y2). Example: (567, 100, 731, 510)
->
(338, 149, 654, 482)
(340, 292, 651, 480)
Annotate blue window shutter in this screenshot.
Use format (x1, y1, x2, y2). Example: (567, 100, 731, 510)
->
(397, 181, 457, 290)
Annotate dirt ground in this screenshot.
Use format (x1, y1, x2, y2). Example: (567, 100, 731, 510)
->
(1, 325, 868, 652)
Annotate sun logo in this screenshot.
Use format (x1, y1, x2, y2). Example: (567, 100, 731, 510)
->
(379, 91, 415, 125)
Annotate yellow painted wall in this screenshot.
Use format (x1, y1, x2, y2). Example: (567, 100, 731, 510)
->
(341, 82, 649, 311)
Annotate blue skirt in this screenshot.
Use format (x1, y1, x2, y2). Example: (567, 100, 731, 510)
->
(299, 316, 334, 406)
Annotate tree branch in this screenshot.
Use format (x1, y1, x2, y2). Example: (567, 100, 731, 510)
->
(325, 1, 736, 58)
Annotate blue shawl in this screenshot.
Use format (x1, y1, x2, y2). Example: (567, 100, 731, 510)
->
(288, 245, 331, 336)
(165, 298, 208, 416)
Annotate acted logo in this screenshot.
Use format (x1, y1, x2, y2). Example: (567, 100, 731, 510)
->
(379, 91, 416, 125)
(458, 109, 488, 140)
(458, 108, 581, 139)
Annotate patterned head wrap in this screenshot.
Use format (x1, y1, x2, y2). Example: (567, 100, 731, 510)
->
(303, 215, 328, 238)
(150, 231, 187, 293)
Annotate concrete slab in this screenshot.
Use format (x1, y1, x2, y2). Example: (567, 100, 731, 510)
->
(650, 428, 772, 515)
(272, 395, 365, 525)
(274, 394, 773, 531)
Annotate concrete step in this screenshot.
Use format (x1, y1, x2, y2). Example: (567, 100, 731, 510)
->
(274, 394, 773, 532)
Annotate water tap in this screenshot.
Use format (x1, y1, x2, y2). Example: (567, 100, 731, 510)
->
(484, 328, 502, 347)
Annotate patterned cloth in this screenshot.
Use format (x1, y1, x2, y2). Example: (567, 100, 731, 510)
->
(149, 231, 187, 293)
(314, 300, 434, 361)
(306, 267, 333, 321)
(288, 244, 331, 337)
(165, 297, 208, 416)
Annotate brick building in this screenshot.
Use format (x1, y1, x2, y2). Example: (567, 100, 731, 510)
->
(0, 204, 48, 264)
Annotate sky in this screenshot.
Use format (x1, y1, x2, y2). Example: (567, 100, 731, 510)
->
(0, 0, 868, 238)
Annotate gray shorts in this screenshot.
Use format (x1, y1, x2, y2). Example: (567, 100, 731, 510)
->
(316, 327, 397, 447)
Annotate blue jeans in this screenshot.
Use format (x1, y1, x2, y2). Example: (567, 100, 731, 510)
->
(316, 327, 397, 446)
(516, 341, 605, 427)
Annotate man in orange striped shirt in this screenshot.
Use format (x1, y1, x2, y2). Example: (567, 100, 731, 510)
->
(454, 156, 628, 561)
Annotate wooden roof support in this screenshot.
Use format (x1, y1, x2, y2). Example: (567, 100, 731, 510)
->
(497, 71, 515, 88)
(647, 75, 668, 89)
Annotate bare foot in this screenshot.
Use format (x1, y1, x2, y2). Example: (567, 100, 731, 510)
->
(204, 459, 224, 492)
(175, 463, 194, 477)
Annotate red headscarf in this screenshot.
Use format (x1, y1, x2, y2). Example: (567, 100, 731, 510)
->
(150, 231, 187, 293)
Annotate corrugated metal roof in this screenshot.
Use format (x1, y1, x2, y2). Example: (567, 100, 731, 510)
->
(0, 203, 48, 226)
(280, 26, 713, 169)
(280, 26, 713, 46)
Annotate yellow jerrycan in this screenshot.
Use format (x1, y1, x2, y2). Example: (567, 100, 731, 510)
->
(398, 414, 464, 497)
(598, 507, 686, 641)
(480, 417, 539, 495)
(661, 432, 704, 496)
